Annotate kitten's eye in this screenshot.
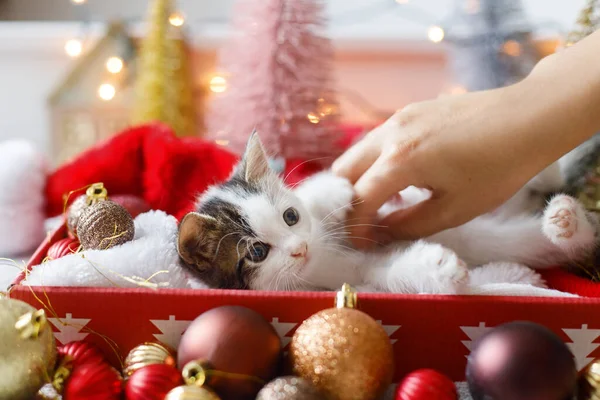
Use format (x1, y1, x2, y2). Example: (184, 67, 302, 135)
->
(246, 242, 270, 262)
(283, 207, 299, 226)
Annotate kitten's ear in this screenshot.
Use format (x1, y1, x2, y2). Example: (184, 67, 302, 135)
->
(236, 130, 271, 182)
(177, 212, 217, 267)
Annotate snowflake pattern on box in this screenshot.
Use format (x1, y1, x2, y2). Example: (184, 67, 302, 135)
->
(460, 322, 493, 357)
(376, 320, 401, 345)
(563, 324, 600, 371)
(150, 315, 192, 350)
(48, 313, 91, 344)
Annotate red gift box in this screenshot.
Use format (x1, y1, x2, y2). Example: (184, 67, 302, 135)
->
(8, 221, 600, 384)
(8, 123, 600, 385)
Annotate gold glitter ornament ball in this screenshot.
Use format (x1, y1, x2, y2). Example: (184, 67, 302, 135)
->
(289, 284, 394, 400)
(256, 376, 325, 400)
(77, 200, 135, 250)
(0, 297, 57, 400)
(165, 385, 222, 400)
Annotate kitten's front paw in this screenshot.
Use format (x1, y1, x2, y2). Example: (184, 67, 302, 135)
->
(542, 194, 596, 254)
(295, 172, 355, 223)
(389, 242, 468, 294)
(425, 244, 469, 289)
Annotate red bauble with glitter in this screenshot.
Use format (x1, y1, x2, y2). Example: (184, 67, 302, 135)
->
(63, 360, 122, 400)
(58, 341, 106, 368)
(110, 194, 151, 219)
(47, 237, 80, 260)
(395, 369, 457, 400)
(125, 363, 183, 400)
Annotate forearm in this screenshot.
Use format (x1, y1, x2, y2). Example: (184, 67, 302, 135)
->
(517, 30, 600, 167)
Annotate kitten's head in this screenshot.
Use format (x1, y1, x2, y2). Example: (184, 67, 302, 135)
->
(178, 132, 317, 290)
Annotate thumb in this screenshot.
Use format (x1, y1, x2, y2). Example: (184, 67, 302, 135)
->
(380, 198, 452, 240)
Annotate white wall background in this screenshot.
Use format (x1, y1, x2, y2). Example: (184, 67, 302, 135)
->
(0, 0, 589, 156)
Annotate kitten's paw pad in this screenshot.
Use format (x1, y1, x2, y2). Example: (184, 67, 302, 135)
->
(409, 242, 469, 287)
(543, 195, 596, 251)
(434, 248, 469, 285)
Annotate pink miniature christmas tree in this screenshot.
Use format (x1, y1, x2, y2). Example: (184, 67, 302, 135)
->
(207, 0, 342, 166)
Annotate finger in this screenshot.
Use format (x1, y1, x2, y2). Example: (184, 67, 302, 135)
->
(379, 198, 452, 240)
(332, 117, 401, 183)
(347, 152, 417, 248)
(331, 136, 380, 184)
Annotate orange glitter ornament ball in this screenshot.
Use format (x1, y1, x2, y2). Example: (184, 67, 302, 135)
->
(289, 284, 395, 400)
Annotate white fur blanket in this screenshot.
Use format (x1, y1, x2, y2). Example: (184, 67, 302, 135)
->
(23, 210, 576, 297)
(24, 211, 205, 289)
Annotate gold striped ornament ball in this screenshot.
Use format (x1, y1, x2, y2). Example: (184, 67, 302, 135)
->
(123, 342, 176, 378)
(165, 385, 222, 400)
(77, 200, 135, 250)
(579, 359, 600, 400)
(289, 284, 394, 400)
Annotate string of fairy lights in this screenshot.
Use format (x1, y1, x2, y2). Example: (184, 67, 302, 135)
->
(61, 0, 568, 119)
(61, 0, 448, 98)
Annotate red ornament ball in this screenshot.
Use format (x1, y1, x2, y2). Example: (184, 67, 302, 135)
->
(125, 363, 183, 400)
(110, 194, 151, 219)
(395, 369, 457, 400)
(466, 321, 577, 400)
(177, 306, 282, 400)
(47, 238, 80, 260)
(58, 341, 105, 369)
(63, 360, 122, 400)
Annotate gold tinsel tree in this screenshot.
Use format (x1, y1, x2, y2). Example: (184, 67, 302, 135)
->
(131, 0, 198, 137)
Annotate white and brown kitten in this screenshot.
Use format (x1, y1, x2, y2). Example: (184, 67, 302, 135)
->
(177, 132, 599, 294)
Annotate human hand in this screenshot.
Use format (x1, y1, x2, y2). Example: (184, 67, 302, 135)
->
(332, 82, 550, 247)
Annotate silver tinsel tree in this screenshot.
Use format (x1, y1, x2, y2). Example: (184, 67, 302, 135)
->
(443, 0, 541, 91)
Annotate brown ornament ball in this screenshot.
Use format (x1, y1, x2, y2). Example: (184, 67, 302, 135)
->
(256, 376, 325, 400)
(0, 298, 57, 400)
(466, 321, 577, 400)
(77, 200, 135, 250)
(177, 306, 283, 400)
(289, 301, 394, 400)
(67, 194, 90, 235)
(165, 385, 221, 400)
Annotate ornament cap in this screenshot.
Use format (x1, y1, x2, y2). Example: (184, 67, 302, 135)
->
(182, 359, 213, 387)
(335, 283, 357, 309)
(85, 182, 108, 205)
(51, 362, 72, 392)
(15, 309, 47, 339)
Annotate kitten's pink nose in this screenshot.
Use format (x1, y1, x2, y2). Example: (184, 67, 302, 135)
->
(291, 242, 308, 258)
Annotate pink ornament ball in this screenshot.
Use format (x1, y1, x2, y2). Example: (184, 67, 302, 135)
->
(395, 369, 457, 400)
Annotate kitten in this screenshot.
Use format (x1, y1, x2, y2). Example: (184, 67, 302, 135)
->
(177, 132, 599, 294)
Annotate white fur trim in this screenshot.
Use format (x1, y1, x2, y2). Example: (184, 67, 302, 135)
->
(24, 211, 199, 289)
